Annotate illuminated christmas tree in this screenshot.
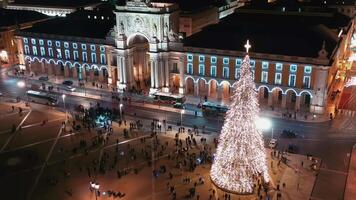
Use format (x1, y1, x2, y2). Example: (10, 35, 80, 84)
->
(210, 40, 269, 194)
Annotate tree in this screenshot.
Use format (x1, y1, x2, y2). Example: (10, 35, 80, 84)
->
(210, 51, 269, 194)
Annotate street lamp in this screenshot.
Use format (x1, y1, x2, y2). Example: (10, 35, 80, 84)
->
(90, 182, 100, 200)
(62, 94, 66, 118)
(17, 80, 25, 88)
(180, 109, 185, 127)
(256, 117, 273, 139)
(119, 103, 123, 121)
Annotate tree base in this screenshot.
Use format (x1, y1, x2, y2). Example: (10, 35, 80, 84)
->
(210, 176, 254, 195)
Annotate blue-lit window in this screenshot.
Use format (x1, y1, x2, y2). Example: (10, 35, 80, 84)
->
(64, 42, 69, 48)
(39, 39, 44, 46)
(73, 43, 78, 49)
(187, 54, 193, 62)
(211, 65, 216, 77)
(276, 63, 283, 71)
(91, 53, 96, 63)
(289, 74, 296, 87)
(198, 64, 205, 76)
(65, 50, 70, 59)
(250, 60, 255, 68)
(40, 47, 45, 56)
(290, 64, 297, 73)
(48, 48, 53, 57)
(199, 55, 205, 62)
(100, 46, 105, 52)
(23, 38, 28, 44)
(235, 68, 240, 80)
(56, 49, 62, 59)
(262, 61, 269, 69)
(235, 59, 242, 68)
(223, 58, 229, 65)
(211, 56, 217, 64)
(275, 73, 282, 85)
(81, 44, 87, 50)
(90, 44, 96, 51)
(32, 46, 37, 55)
(303, 76, 311, 88)
(100, 54, 106, 64)
(31, 38, 36, 45)
(47, 40, 52, 46)
(304, 66, 312, 74)
(187, 63, 193, 74)
(55, 41, 60, 47)
(24, 45, 30, 54)
(73, 51, 78, 60)
(82, 52, 87, 62)
(223, 67, 229, 78)
(261, 71, 268, 83)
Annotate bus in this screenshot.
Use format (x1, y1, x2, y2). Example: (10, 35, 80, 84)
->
(202, 102, 228, 116)
(26, 90, 58, 106)
(153, 92, 186, 104)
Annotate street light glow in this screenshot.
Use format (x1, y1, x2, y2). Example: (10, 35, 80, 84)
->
(62, 94, 66, 99)
(120, 103, 123, 108)
(255, 117, 272, 131)
(17, 81, 25, 88)
(181, 110, 185, 114)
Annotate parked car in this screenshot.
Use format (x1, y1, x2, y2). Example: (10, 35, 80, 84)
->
(268, 138, 277, 149)
(39, 76, 49, 81)
(62, 80, 73, 86)
(64, 86, 75, 92)
(280, 130, 298, 138)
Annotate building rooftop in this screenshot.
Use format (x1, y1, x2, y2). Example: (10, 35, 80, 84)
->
(183, 9, 351, 59)
(10, 0, 102, 8)
(17, 10, 115, 40)
(0, 8, 48, 30)
(151, 0, 226, 12)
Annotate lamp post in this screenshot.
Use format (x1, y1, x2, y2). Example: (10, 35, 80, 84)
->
(62, 94, 66, 118)
(119, 103, 123, 121)
(180, 109, 185, 127)
(256, 117, 273, 138)
(90, 182, 100, 200)
(17, 80, 26, 103)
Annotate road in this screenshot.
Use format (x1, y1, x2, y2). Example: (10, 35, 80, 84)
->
(0, 67, 356, 199)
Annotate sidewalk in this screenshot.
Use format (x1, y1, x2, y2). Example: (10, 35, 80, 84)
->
(344, 144, 356, 200)
(9, 72, 328, 122)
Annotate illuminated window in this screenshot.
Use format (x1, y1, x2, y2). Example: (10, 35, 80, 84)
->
(199, 55, 205, 62)
(47, 40, 52, 46)
(82, 52, 87, 62)
(56, 49, 62, 59)
(304, 66, 312, 74)
(235, 59, 242, 68)
(31, 38, 36, 45)
(90, 44, 96, 51)
(223, 67, 229, 78)
(211, 65, 216, 77)
(81, 44, 87, 50)
(187, 63, 193, 74)
(100, 46, 105, 52)
(261, 71, 268, 83)
(55, 41, 60, 47)
(23, 38, 28, 43)
(40, 47, 45, 56)
(48, 48, 53, 57)
(24, 45, 30, 54)
(289, 74, 296, 87)
(91, 53, 96, 63)
(235, 68, 240, 80)
(275, 73, 282, 85)
(73, 51, 78, 60)
(198, 64, 205, 76)
(250, 60, 255, 68)
(211, 56, 217, 64)
(39, 39, 44, 46)
(73, 43, 78, 49)
(32, 46, 37, 55)
(187, 54, 193, 62)
(100, 54, 106, 64)
(223, 58, 229, 65)
(303, 76, 310, 88)
(290, 64, 297, 73)
(276, 63, 283, 71)
(65, 50, 70, 59)
(64, 42, 69, 48)
(262, 61, 269, 69)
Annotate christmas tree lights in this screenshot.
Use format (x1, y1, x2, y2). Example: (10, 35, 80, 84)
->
(210, 41, 269, 194)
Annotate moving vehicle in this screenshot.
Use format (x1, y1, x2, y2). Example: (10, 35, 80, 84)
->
(201, 102, 228, 116)
(62, 80, 73, 86)
(26, 90, 58, 106)
(63, 85, 75, 92)
(39, 76, 49, 81)
(153, 92, 186, 104)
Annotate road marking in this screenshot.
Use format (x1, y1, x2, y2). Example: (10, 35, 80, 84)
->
(319, 167, 348, 175)
(26, 120, 66, 200)
(21, 118, 63, 129)
(0, 110, 32, 153)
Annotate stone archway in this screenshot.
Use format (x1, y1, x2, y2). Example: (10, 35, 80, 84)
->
(220, 81, 230, 100)
(285, 89, 297, 110)
(185, 77, 194, 94)
(209, 79, 218, 98)
(197, 78, 207, 97)
(170, 74, 180, 93)
(128, 34, 150, 91)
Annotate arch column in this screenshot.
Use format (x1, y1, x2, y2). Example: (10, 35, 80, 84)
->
(41, 62, 45, 74)
(217, 85, 222, 101)
(64, 64, 69, 77)
(281, 94, 287, 108)
(295, 96, 301, 111)
(194, 81, 199, 96)
(99, 69, 104, 82)
(178, 59, 185, 94)
(47, 63, 53, 75)
(268, 91, 273, 107)
(72, 66, 78, 78)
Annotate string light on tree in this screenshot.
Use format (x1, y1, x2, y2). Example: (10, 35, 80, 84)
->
(210, 40, 269, 194)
